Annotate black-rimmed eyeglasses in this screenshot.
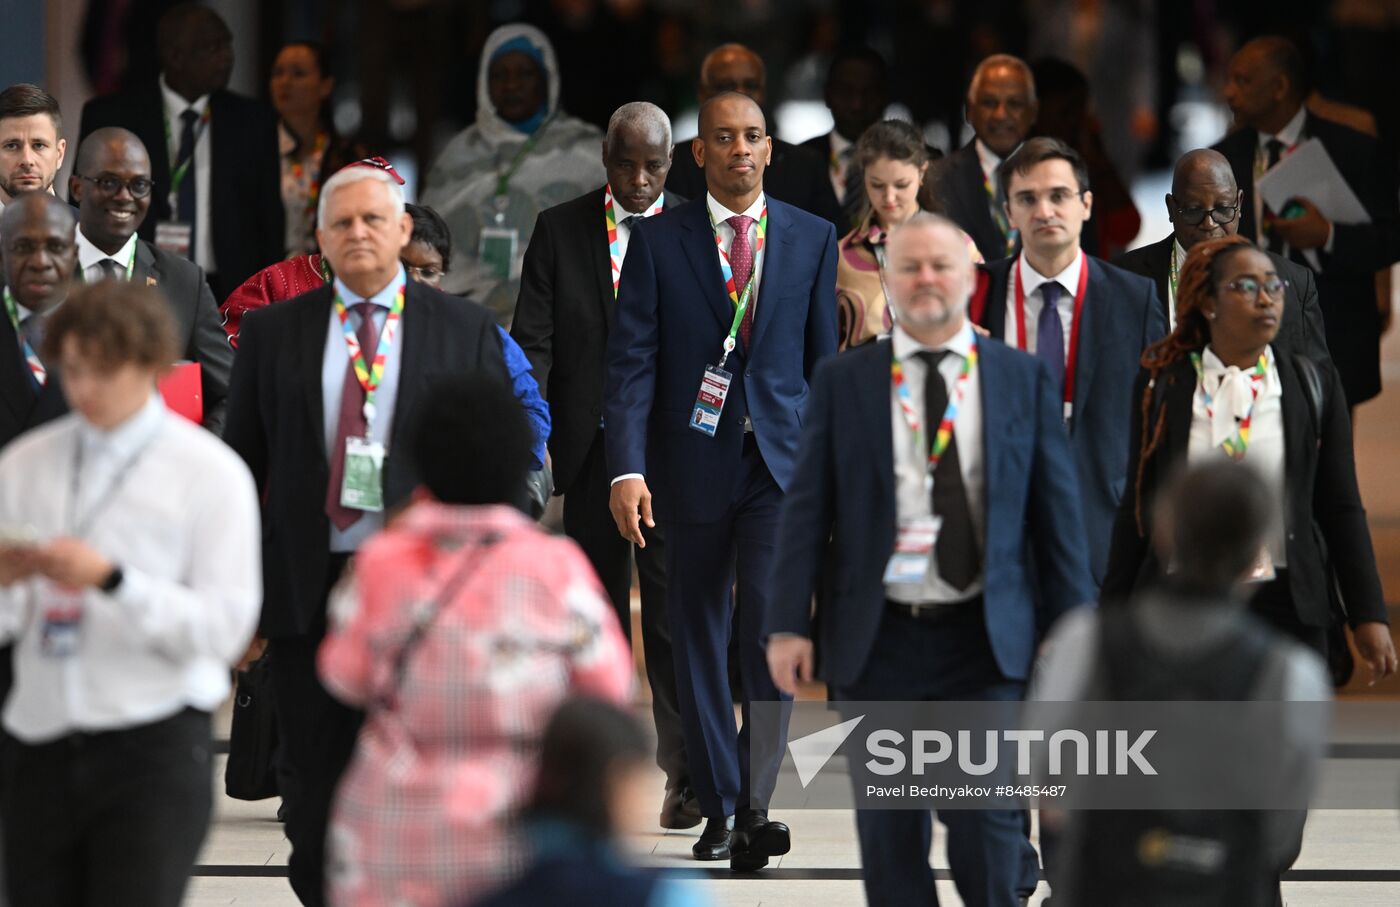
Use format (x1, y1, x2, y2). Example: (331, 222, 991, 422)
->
(74, 173, 154, 198)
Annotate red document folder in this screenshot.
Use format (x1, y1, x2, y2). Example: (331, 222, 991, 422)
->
(158, 361, 203, 424)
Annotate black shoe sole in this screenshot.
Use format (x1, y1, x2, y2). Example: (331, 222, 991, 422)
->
(660, 811, 704, 830)
(729, 824, 791, 872)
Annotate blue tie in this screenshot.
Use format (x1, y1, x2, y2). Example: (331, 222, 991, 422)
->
(1037, 281, 1065, 392)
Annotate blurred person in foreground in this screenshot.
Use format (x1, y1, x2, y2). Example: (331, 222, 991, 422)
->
(836, 119, 981, 351)
(1036, 460, 1333, 907)
(0, 280, 261, 906)
(320, 377, 632, 907)
(472, 697, 707, 907)
(1102, 235, 1395, 677)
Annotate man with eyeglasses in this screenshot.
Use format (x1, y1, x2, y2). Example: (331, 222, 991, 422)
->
(1115, 148, 1329, 362)
(68, 127, 233, 433)
(973, 137, 1166, 591)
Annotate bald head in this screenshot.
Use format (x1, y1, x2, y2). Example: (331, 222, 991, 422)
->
(71, 127, 153, 254)
(966, 54, 1038, 157)
(1166, 149, 1244, 252)
(699, 44, 766, 105)
(2, 191, 77, 312)
(74, 127, 149, 176)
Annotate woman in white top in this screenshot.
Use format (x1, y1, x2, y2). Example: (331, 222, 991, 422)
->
(1102, 235, 1396, 682)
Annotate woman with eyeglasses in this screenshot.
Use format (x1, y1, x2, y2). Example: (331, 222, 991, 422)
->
(1102, 235, 1396, 682)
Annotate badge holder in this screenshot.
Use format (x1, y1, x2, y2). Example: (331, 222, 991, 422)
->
(340, 434, 386, 513)
(690, 352, 734, 437)
(478, 227, 519, 282)
(883, 513, 943, 586)
(39, 581, 85, 659)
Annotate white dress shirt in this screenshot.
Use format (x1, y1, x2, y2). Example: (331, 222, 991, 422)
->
(887, 322, 986, 604)
(610, 186, 665, 274)
(76, 227, 139, 283)
(159, 74, 215, 274)
(0, 394, 261, 743)
(1254, 105, 1331, 266)
(322, 266, 408, 553)
(1186, 345, 1287, 566)
(974, 139, 1003, 188)
(1003, 252, 1082, 360)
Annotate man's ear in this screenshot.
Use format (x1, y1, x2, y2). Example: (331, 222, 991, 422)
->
(691, 136, 705, 169)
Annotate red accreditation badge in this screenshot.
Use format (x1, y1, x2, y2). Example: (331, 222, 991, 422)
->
(39, 581, 85, 659)
(883, 515, 943, 586)
(690, 365, 732, 437)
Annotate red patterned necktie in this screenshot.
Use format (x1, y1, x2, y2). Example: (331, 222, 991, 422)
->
(727, 214, 755, 351)
(326, 302, 381, 530)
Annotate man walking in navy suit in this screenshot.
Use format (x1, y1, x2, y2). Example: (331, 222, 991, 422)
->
(975, 137, 1166, 588)
(767, 213, 1093, 906)
(605, 91, 837, 870)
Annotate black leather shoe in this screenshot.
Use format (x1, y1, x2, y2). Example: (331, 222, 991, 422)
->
(660, 785, 703, 830)
(730, 809, 791, 872)
(692, 816, 734, 860)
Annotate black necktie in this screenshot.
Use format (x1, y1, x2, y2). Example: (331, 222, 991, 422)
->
(914, 351, 980, 591)
(619, 215, 641, 230)
(175, 108, 199, 247)
(98, 259, 124, 281)
(1265, 138, 1285, 171)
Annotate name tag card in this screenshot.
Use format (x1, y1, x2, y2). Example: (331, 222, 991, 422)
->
(340, 436, 386, 512)
(478, 227, 519, 282)
(155, 221, 193, 258)
(39, 582, 85, 659)
(690, 365, 732, 437)
(883, 515, 942, 586)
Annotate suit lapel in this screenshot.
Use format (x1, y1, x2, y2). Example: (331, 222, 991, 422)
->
(1227, 130, 1261, 241)
(977, 341, 1011, 518)
(1275, 352, 1312, 500)
(132, 240, 159, 288)
(1160, 359, 1195, 463)
(391, 282, 431, 454)
(679, 201, 734, 333)
(981, 259, 1012, 339)
(861, 341, 896, 514)
(955, 146, 1000, 251)
(300, 289, 332, 458)
(1071, 260, 1102, 424)
(0, 318, 32, 423)
(748, 200, 792, 356)
(1144, 237, 1173, 320)
(585, 187, 614, 329)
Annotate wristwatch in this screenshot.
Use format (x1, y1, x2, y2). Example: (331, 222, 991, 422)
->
(99, 565, 124, 593)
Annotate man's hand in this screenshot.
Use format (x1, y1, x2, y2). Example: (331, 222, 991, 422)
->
(1353, 621, 1398, 686)
(609, 478, 654, 547)
(1272, 197, 1331, 250)
(34, 537, 114, 590)
(768, 635, 814, 696)
(0, 544, 43, 586)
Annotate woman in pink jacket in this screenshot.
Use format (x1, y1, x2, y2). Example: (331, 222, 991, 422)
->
(319, 376, 633, 907)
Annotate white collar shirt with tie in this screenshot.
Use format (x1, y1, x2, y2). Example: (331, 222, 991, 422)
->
(159, 74, 215, 275)
(1003, 251, 1083, 360)
(610, 187, 665, 275)
(706, 191, 767, 298)
(76, 228, 139, 283)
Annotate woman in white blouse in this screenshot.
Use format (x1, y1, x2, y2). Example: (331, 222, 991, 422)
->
(1102, 235, 1396, 682)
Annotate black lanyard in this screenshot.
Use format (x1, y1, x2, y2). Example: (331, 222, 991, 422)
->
(68, 433, 155, 538)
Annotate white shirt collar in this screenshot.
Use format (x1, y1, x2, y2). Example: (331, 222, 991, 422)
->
(1259, 105, 1307, 150)
(830, 130, 854, 159)
(974, 138, 1006, 180)
(333, 264, 408, 309)
(892, 319, 977, 362)
(706, 191, 766, 227)
(608, 185, 665, 223)
(159, 73, 210, 122)
(1018, 250, 1084, 302)
(1200, 344, 1281, 391)
(278, 121, 297, 157)
(78, 392, 166, 459)
(76, 228, 139, 276)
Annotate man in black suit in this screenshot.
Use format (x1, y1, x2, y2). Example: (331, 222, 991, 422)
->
(223, 162, 520, 907)
(69, 127, 233, 432)
(1115, 148, 1328, 361)
(665, 44, 842, 228)
(511, 101, 698, 830)
(799, 47, 892, 230)
(78, 3, 284, 301)
(1212, 35, 1400, 408)
(931, 54, 1038, 262)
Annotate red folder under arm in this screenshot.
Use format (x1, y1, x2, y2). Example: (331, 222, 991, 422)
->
(158, 361, 203, 424)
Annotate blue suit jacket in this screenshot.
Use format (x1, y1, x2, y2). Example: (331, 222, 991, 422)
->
(604, 196, 838, 523)
(977, 254, 1167, 588)
(765, 336, 1094, 687)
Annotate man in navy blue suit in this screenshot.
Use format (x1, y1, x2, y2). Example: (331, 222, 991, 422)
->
(605, 91, 837, 870)
(975, 137, 1167, 589)
(767, 213, 1093, 906)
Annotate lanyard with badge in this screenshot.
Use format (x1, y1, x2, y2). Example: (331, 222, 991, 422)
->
(1012, 250, 1089, 426)
(981, 166, 1017, 257)
(157, 105, 211, 257)
(689, 205, 768, 436)
(479, 116, 552, 283)
(39, 427, 157, 659)
(333, 285, 405, 513)
(604, 184, 663, 298)
(3, 287, 46, 388)
(883, 338, 979, 585)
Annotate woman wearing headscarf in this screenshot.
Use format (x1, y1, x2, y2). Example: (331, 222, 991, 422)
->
(420, 24, 604, 325)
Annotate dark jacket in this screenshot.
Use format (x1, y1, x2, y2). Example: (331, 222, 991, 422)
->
(931, 141, 1017, 263)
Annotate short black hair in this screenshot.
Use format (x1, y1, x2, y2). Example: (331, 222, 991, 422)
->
(1157, 460, 1277, 593)
(825, 46, 888, 93)
(406, 203, 452, 271)
(999, 135, 1091, 199)
(526, 697, 651, 836)
(410, 374, 531, 506)
(0, 83, 61, 133)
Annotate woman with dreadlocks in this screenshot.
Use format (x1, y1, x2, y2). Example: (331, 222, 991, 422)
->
(1100, 234, 1395, 680)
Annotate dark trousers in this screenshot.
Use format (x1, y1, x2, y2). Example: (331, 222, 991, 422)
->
(268, 554, 365, 907)
(563, 429, 686, 786)
(664, 442, 790, 819)
(2, 708, 212, 907)
(831, 605, 1033, 907)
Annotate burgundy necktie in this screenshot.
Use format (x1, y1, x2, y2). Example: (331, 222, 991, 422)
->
(727, 214, 755, 351)
(326, 302, 381, 530)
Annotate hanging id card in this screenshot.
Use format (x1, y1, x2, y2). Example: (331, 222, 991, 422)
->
(478, 227, 519, 282)
(39, 582, 85, 659)
(882, 515, 942, 585)
(340, 436, 386, 512)
(155, 221, 193, 258)
(690, 365, 732, 437)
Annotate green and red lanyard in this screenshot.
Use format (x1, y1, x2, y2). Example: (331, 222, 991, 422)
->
(981, 165, 1017, 257)
(332, 283, 406, 427)
(166, 105, 212, 204)
(603, 184, 664, 298)
(708, 202, 768, 369)
(1190, 350, 1269, 460)
(3, 288, 44, 388)
(1012, 251, 1090, 423)
(290, 131, 328, 229)
(891, 335, 979, 490)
